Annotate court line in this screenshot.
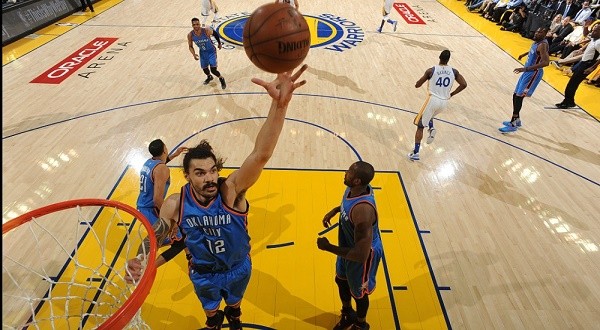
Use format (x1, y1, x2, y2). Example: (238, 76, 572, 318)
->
(4, 92, 598, 187)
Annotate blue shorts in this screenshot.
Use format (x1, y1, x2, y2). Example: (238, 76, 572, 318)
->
(200, 51, 217, 69)
(514, 69, 543, 97)
(137, 207, 182, 245)
(336, 246, 382, 298)
(189, 256, 252, 311)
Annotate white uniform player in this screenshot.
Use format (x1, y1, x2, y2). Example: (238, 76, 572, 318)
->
(416, 65, 456, 127)
(409, 50, 468, 161)
(378, 0, 398, 33)
(276, 0, 299, 10)
(201, 0, 219, 26)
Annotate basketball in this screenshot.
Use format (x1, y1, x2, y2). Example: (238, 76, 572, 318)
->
(243, 2, 311, 73)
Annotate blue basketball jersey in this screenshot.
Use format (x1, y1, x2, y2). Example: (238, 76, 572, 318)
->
(178, 182, 250, 273)
(136, 159, 170, 209)
(524, 39, 548, 69)
(191, 28, 217, 55)
(338, 185, 382, 249)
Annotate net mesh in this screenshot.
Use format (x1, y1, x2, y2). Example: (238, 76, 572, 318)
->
(2, 200, 156, 330)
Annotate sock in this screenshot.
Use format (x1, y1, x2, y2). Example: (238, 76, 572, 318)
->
(428, 120, 434, 129)
(414, 142, 421, 154)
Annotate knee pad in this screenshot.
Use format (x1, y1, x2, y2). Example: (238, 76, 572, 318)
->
(335, 276, 352, 302)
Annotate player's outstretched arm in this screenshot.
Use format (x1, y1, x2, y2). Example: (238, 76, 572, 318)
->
(225, 65, 308, 199)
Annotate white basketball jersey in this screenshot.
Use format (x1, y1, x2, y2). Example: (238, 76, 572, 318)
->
(428, 65, 455, 100)
(276, 0, 297, 7)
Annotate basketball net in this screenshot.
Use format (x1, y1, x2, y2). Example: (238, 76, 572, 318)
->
(2, 199, 157, 330)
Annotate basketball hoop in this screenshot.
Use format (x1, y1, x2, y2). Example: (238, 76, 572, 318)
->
(2, 199, 157, 330)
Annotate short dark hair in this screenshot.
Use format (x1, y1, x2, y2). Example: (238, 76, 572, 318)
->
(192, 17, 200, 23)
(148, 139, 165, 157)
(183, 140, 225, 173)
(439, 50, 451, 64)
(353, 161, 375, 186)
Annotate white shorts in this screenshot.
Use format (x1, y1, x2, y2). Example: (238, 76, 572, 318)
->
(413, 95, 448, 127)
(201, 0, 217, 16)
(383, 0, 394, 16)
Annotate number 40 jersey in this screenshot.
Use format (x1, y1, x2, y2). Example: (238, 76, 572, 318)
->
(428, 65, 455, 100)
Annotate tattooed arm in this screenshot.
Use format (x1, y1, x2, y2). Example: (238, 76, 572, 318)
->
(126, 194, 180, 284)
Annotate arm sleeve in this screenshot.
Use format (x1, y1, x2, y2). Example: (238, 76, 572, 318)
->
(160, 239, 187, 262)
(213, 30, 221, 44)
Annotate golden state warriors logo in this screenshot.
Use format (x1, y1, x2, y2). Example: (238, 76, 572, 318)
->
(216, 13, 364, 52)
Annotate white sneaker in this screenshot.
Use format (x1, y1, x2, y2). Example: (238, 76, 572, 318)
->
(408, 152, 420, 161)
(426, 128, 437, 144)
(393, 21, 398, 32)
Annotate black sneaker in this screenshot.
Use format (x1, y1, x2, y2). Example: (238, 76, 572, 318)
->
(219, 77, 226, 89)
(333, 307, 357, 330)
(201, 310, 224, 330)
(203, 75, 214, 85)
(350, 322, 370, 330)
(224, 306, 242, 330)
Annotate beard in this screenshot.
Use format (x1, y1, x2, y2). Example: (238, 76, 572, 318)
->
(191, 181, 218, 201)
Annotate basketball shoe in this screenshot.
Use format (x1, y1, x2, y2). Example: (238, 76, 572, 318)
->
(224, 306, 242, 330)
(351, 322, 370, 330)
(219, 77, 226, 89)
(408, 152, 420, 161)
(426, 128, 437, 144)
(502, 118, 522, 127)
(201, 310, 224, 330)
(499, 119, 521, 133)
(204, 75, 214, 85)
(376, 27, 382, 33)
(333, 307, 357, 330)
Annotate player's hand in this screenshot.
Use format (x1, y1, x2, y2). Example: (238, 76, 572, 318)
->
(322, 212, 335, 228)
(172, 146, 189, 157)
(125, 257, 145, 284)
(218, 43, 222, 50)
(194, 54, 199, 61)
(513, 67, 525, 74)
(317, 237, 330, 250)
(518, 54, 525, 60)
(251, 64, 308, 107)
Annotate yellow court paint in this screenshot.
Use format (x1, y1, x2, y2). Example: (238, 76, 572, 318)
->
(2, 0, 125, 66)
(140, 168, 446, 329)
(29, 167, 448, 329)
(437, 0, 600, 119)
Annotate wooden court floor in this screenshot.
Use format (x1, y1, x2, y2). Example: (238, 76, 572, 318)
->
(2, 0, 600, 329)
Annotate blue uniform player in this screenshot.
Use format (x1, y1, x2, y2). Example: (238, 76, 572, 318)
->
(137, 139, 187, 227)
(317, 161, 382, 330)
(126, 65, 309, 330)
(188, 17, 227, 89)
(500, 27, 549, 133)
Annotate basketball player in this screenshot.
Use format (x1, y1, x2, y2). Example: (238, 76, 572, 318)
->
(275, 0, 299, 10)
(408, 50, 468, 161)
(499, 27, 549, 133)
(201, 0, 220, 27)
(126, 65, 309, 330)
(378, 0, 399, 33)
(188, 17, 227, 89)
(137, 139, 187, 226)
(317, 161, 382, 330)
